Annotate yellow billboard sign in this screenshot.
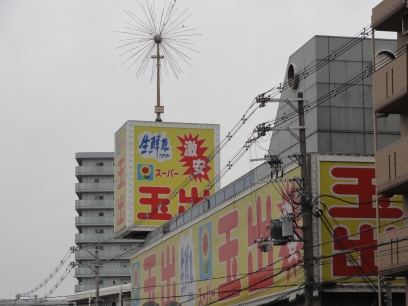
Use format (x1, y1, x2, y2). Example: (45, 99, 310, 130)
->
(130, 167, 303, 306)
(134, 125, 217, 227)
(319, 159, 403, 282)
(115, 121, 220, 233)
(115, 127, 127, 232)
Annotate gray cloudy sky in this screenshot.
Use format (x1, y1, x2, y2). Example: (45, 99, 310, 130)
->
(0, 0, 392, 299)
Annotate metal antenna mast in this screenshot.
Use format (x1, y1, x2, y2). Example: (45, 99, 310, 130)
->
(152, 35, 164, 121)
(116, 0, 200, 122)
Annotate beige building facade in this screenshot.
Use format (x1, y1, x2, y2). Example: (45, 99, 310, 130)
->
(373, 0, 408, 305)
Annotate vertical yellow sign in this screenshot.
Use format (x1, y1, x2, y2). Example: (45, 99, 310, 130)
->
(319, 160, 403, 282)
(115, 127, 127, 232)
(133, 125, 216, 227)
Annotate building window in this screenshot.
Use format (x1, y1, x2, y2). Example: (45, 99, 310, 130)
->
(94, 195, 104, 200)
(99, 246, 104, 250)
(96, 162, 104, 166)
(95, 229, 104, 233)
(99, 280, 104, 285)
(113, 281, 116, 285)
(99, 213, 104, 217)
(94, 179, 99, 183)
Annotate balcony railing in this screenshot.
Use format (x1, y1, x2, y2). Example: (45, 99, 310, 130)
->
(75, 250, 134, 260)
(75, 216, 114, 226)
(373, 50, 408, 114)
(75, 183, 114, 193)
(75, 233, 138, 243)
(378, 225, 408, 276)
(372, 0, 405, 30)
(76, 166, 114, 176)
(376, 136, 408, 194)
(75, 200, 114, 209)
(75, 267, 130, 277)
(74, 284, 112, 293)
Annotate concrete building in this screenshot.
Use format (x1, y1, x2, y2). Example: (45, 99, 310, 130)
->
(269, 35, 400, 156)
(74, 153, 141, 293)
(372, 0, 408, 303)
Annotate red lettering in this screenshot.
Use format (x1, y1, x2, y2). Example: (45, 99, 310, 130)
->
(137, 186, 172, 220)
(143, 253, 157, 301)
(247, 195, 274, 292)
(161, 244, 176, 306)
(197, 282, 216, 306)
(117, 157, 125, 190)
(275, 181, 303, 284)
(218, 210, 241, 300)
(332, 224, 377, 277)
(178, 187, 210, 214)
(117, 194, 124, 226)
(155, 169, 162, 178)
(328, 167, 402, 219)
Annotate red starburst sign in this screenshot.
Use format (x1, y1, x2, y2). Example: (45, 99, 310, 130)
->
(176, 133, 211, 182)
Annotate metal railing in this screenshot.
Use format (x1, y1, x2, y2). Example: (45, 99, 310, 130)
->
(75, 200, 114, 209)
(75, 216, 114, 226)
(76, 166, 114, 175)
(75, 183, 114, 192)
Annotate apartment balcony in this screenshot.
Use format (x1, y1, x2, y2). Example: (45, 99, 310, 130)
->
(376, 136, 408, 194)
(75, 200, 114, 210)
(75, 183, 114, 195)
(75, 216, 114, 227)
(75, 267, 130, 277)
(378, 225, 408, 276)
(75, 166, 114, 177)
(74, 284, 112, 293)
(372, 0, 406, 30)
(75, 233, 140, 243)
(74, 284, 131, 292)
(373, 50, 408, 114)
(75, 250, 133, 260)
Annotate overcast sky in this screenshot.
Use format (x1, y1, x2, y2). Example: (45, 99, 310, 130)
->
(0, 0, 393, 300)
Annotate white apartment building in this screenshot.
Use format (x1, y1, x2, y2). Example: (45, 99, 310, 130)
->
(74, 152, 142, 293)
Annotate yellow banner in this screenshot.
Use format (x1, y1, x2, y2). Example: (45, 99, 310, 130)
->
(133, 126, 216, 227)
(131, 167, 304, 306)
(319, 160, 403, 282)
(115, 128, 127, 232)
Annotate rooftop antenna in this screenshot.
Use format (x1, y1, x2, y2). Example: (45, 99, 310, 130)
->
(116, 0, 200, 122)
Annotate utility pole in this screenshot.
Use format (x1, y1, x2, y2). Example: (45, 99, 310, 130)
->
(298, 92, 313, 306)
(255, 92, 313, 303)
(95, 246, 100, 306)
